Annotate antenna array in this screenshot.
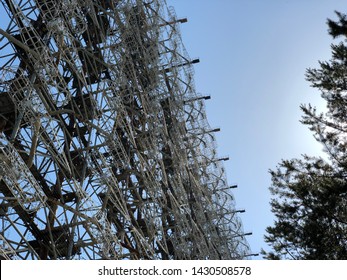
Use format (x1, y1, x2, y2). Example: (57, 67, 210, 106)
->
(0, 0, 251, 259)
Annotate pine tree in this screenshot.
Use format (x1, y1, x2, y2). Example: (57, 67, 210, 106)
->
(263, 11, 347, 260)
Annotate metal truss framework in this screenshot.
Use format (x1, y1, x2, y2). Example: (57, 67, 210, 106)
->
(0, 0, 251, 259)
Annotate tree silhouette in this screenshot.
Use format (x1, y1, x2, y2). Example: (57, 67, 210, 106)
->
(263, 11, 347, 260)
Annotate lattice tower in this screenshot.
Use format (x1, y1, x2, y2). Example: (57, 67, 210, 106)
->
(0, 0, 251, 260)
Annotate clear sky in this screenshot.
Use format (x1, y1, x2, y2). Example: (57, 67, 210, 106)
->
(166, 0, 347, 258)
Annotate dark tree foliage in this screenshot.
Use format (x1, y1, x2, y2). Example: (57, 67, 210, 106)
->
(263, 11, 347, 260)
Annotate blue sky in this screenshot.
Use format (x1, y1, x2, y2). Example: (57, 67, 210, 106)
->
(166, 0, 347, 258)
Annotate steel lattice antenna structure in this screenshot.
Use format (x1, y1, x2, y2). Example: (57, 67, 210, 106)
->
(0, 0, 251, 260)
